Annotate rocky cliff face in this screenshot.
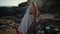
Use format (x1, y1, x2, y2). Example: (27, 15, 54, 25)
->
(35, 0, 60, 14)
(27, 0, 60, 34)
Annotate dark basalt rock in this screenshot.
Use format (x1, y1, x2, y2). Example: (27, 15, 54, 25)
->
(37, 0, 60, 14)
(36, 19, 60, 34)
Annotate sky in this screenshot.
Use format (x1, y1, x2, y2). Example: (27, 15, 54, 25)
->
(0, 0, 27, 6)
